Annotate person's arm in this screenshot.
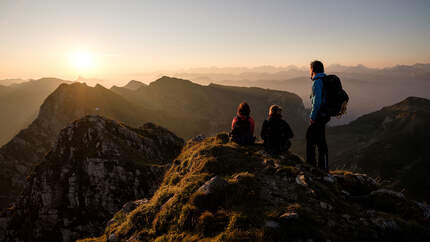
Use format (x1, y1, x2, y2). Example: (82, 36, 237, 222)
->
(310, 79, 323, 122)
(231, 117, 237, 130)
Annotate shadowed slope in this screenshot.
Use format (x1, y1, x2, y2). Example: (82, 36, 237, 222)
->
(326, 97, 430, 201)
(0, 116, 184, 241)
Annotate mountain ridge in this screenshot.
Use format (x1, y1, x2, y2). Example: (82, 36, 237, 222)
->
(111, 75, 307, 138)
(324, 96, 430, 201)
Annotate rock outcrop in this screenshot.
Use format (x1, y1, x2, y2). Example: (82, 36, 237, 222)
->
(0, 116, 184, 242)
(83, 136, 430, 241)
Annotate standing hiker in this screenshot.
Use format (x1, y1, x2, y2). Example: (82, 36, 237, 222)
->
(306, 60, 349, 172)
(307, 60, 330, 171)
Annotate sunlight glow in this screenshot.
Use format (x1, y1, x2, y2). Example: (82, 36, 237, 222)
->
(68, 50, 96, 73)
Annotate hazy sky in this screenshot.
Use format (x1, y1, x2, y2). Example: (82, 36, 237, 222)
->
(1, 0, 429, 81)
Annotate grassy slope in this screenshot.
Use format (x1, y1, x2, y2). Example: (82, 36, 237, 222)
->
(80, 135, 430, 242)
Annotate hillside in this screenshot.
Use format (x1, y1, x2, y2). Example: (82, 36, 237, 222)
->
(111, 76, 307, 138)
(0, 116, 183, 241)
(0, 78, 68, 146)
(325, 97, 430, 201)
(0, 82, 162, 208)
(79, 134, 430, 241)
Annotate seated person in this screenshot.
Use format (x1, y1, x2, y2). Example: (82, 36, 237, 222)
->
(230, 102, 256, 145)
(261, 105, 294, 154)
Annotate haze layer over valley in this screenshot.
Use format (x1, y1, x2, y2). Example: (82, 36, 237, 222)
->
(170, 63, 430, 125)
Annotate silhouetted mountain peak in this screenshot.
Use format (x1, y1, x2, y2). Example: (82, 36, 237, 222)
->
(56, 81, 87, 91)
(150, 76, 196, 88)
(123, 80, 147, 90)
(35, 77, 65, 83)
(397, 96, 430, 108)
(372, 96, 430, 116)
(37, 82, 149, 129)
(348, 96, 430, 126)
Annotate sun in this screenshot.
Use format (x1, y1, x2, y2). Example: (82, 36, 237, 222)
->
(68, 49, 96, 73)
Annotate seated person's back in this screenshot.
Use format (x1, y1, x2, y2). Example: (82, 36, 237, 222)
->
(231, 102, 255, 145)
(261, 105, 294, 153)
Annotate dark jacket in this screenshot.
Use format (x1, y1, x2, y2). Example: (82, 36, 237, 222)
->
(261, 115, 294, 153)
(230, 115, 256, 145)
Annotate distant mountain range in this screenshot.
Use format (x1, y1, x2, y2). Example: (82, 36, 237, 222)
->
(172, 63, 430, 82)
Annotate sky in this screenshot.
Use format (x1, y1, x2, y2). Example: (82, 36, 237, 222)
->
(0, 0, 429, 81)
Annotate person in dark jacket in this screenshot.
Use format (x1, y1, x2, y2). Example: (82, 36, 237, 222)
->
(307, 60, 330, 171)
(261, 105, 294, 154)
(230, 102, 256, 145)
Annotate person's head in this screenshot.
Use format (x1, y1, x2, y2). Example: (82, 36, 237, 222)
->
(269, 104, 282, 117)
(310, 60, 324, 79)
(237, 102, 251, 117)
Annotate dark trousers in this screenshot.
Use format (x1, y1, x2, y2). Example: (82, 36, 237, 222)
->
(306, 120, 329, 171)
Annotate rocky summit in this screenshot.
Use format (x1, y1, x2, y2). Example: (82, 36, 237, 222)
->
(0, 116, 184, 242)
(80, 135, 430, 242)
